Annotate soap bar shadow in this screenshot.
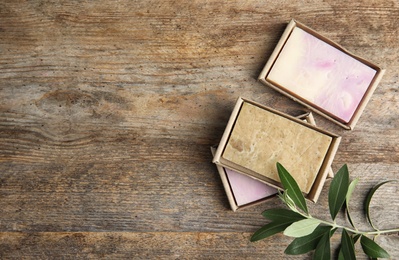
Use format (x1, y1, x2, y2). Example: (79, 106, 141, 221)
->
(252, 22, 287, 80)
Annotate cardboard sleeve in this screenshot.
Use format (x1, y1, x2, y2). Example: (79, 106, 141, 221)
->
(258, 19, 385, 130)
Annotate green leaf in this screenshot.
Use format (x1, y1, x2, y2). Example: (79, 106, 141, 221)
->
(279, 190, 297, 211)
(346, 178, 358, 204)
(277, 162, 308, 214)
(313, 231, 331, 260)
(340, 229, 356, 260)
(365, 180, 397, 230)
(353, 234, 361, 244)
(262, 208, 305, 222)
(360, 235, 390, 258)
(337, 230, 352, 260)
(285, 226, 331, 255)
(251, 220, 293, 242)
(338, 230, 355, 260)
(346, 178, 359, 228)
(283, 218, 320, 238)
(338, 249, 344, 260)
(328, 164, 349, 220)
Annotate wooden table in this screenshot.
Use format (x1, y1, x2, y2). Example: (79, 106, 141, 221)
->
(1, 1, 398, 259)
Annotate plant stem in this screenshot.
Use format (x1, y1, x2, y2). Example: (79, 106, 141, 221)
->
(301, 213, 399, 236)
(296, 210, 399, 235)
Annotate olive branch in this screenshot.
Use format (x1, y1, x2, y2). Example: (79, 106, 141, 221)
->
(251, 163, 399, 259)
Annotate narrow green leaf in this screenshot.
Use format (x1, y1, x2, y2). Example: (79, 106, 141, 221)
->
(340, 229, 356, 260)
(283, 190, 297, 210)
(328, 164, 349, 220)
(313, 231, 331, 260)
(360, 235, 390, 258)
(285, 226, 332, 255)
(337, 249, 344, 260)
(346, 178, 358, 204)
(277, 190, 285, 202)
(277, 162, 308, 214)
(335, 230, 344, 260)
(251, 221, 292, 242)
(346, 178, 359, 228)
(353, 234, 361, 244)
(283, 218, 320, 238)
(365, 180, 397, 230)
(262, 208, 305, 222)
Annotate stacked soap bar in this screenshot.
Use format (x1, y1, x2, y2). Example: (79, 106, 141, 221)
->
(223, 102, 332, 194)
(267, 27, 376, 123)
(224, 166, 277, 208)
(211, 110, 336, 211)
(212, 146, 277, 212)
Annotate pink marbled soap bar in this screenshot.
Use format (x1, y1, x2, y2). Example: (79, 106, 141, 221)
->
(267, 27, 377, 123)
(225, 167, 277, 206)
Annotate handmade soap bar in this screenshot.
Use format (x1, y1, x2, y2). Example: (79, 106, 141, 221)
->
(267, 27, 377, 123)
(225, 167, 277, 206)
(222, 102, 332, 193)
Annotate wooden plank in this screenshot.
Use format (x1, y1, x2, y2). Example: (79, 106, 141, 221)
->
(0, 231, 390, 259)
(1, 232, 397, 259)
(0, 232, 301, 259)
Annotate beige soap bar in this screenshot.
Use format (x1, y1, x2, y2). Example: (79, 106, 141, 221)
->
(222, 102, 332, 193)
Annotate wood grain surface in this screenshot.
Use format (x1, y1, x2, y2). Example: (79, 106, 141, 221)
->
(1, 0, 398, 259)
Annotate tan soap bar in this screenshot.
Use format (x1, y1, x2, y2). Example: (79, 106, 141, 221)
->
(222, 102, 332, 193)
